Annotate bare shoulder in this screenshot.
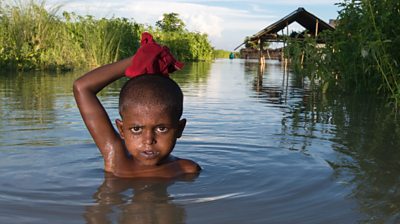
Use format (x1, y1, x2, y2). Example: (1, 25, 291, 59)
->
(176, 159, 201, 174)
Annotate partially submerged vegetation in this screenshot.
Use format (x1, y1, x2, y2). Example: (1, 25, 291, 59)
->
(284, 0, 400, 107)
(0, 1, 214, 71)
(2, 0, 398, 106)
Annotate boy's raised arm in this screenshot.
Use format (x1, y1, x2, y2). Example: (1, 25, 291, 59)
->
(73, 57, 132, 172)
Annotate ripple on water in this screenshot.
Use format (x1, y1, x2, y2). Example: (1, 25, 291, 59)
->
(0, 139, 360, 223)
(0, 60, 368, 223)
(0, 145, 105, 224)
(171, 140, 360, 223)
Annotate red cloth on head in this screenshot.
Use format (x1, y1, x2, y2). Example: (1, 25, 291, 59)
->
(125, 32, 184, 78)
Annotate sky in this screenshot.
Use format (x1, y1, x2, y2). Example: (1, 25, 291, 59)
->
(47, 0, 340, 50)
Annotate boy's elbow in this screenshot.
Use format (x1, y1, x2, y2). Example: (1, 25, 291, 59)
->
(73, 78, 86, 97)
(72, 79, 80, 95)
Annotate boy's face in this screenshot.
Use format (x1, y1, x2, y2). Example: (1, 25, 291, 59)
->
(116, 104, 186, 167)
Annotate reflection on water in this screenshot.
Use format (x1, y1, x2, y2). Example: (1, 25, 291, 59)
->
(250, 61, 291, 105)
(239, 60, 400, 222)
(1, 59, 400, 223)
(259, 61, 400, 222)
(85, 174, 198, 224)
(321, 94, 400, 222)
(0, 71, 78, 147)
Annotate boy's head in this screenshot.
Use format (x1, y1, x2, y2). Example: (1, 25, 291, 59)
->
(116, 74, 186, 166)
(119, 74, 183, 121)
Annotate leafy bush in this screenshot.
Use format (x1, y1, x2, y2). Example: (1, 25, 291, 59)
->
(285, 0, 400, 107)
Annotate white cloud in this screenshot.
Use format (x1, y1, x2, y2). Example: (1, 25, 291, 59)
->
(183, 13, 223, 37)
(120, 1, 229, 37)
(52, 1, 232, 38)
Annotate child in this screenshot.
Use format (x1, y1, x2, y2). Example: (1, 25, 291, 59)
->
(73, 32, 200, 178)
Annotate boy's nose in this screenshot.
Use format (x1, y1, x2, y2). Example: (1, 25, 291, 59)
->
(143, 130, 156, 145)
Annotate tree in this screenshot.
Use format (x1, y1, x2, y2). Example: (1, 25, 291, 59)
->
(156, 13, 185, 32)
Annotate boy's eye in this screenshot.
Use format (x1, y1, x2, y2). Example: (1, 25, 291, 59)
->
(130, 126, 142, 134)
(156, 126, 168, 133)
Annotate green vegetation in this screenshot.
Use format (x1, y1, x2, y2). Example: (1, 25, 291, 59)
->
(213, 49, 237, 59)
(284, 32, 334, 93)
(153, 12, 214, 61)
(62, 12, 141, 68)
(284, 0, 400, 107)
(0, 1, 214, 71)
(155, 12, 185, 33)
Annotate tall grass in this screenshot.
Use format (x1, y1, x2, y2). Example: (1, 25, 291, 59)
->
(0, 0, 63, 69)
(0, 0, 142, 70)
(0, 0, 215, 71)
(284, 0, 400, 107)
(62, 12, 142, 68)
(284, 31, 336, 93)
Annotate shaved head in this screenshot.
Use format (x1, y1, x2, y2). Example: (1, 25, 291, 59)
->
(119, 74, 183, 121)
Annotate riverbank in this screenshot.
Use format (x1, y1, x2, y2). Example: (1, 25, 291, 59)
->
(0, 1, 220, 71)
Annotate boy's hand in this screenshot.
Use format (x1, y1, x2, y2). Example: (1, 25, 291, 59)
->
(125, 32, 183, 78)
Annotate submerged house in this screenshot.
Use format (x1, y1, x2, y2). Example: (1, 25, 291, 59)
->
(236, 7, 335, 62)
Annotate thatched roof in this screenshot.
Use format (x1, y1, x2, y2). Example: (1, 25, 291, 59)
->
(235, 7, 335, 50)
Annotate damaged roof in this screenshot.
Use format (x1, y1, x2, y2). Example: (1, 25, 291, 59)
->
(235, 7, 335, 50)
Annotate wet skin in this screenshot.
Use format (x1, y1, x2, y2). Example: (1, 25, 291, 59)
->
(73, 58, 200, 178)
(114, 104, 199, 177)
(116, 104, 185, 167)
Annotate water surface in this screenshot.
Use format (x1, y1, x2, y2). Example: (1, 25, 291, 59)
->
(1, 59, 400, 223)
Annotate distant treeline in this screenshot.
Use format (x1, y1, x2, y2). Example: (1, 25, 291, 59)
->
(283, 0, 400, 108)
(0, 1, 230, 71)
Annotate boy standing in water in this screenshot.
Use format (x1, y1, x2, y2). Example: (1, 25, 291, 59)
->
(73, 32, 200, 178)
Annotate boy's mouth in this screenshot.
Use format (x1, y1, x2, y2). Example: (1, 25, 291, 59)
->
(140, 150, 160, 159)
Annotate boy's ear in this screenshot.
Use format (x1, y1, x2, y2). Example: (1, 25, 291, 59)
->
(115, 119, 125, 139)
(176, 119, 186, 138)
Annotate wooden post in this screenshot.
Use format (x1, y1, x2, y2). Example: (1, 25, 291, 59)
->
(315, 19, 319, 37)
(259, 39, 265, 66)
(281, 30, 285, 63)
(258, 62, 265, 86)
(284, 21, 289, 70)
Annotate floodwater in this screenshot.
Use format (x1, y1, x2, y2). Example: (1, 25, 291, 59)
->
(1, 59, 400, 223)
